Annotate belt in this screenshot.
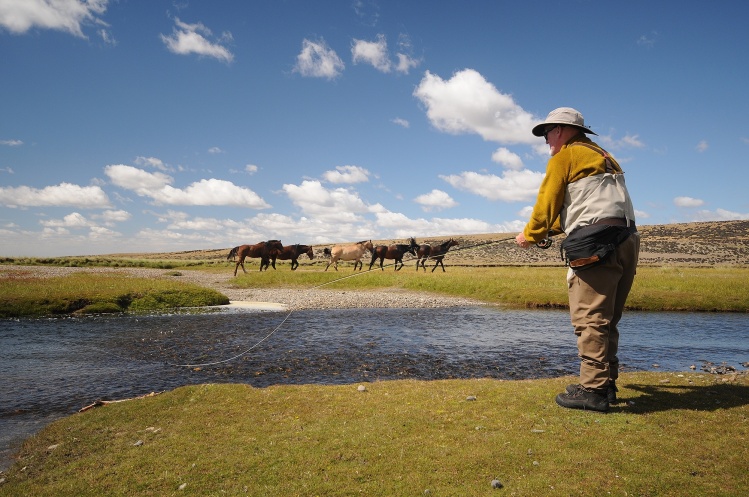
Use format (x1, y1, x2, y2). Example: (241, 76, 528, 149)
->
(592, 217, 636, 230)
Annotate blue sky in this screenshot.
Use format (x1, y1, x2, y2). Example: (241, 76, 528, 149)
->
(1, 1, 748, 257)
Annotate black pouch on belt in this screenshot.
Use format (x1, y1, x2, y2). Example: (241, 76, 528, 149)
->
(560, 224, 632, 270)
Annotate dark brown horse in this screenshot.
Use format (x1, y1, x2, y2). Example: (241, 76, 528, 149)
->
(415, 238, 459, 272)
(269, 244, 315, 270)
(227, 240, 284, 275)
(369, 237, 418, 271)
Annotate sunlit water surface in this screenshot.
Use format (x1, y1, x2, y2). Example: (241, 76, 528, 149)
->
(2, 306, 747, 469)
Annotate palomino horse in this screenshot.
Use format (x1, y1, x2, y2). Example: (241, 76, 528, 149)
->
(369, 237, 418, 271)
(269, 244, 315, 271)
(415, 238, 459, 272)
(324, 240, 373, 271)
(227, 240, 284, 275)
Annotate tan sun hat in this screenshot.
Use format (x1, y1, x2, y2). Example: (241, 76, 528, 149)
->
(531, 107, 597, 137)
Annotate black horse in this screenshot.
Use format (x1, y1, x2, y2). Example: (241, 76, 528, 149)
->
(415, 238, 459, 272)
(369, 237, 418, 271)
(269, 244, 315, 270)
(227, 240, 284, 275)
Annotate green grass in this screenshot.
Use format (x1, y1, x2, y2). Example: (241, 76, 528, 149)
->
(2, 373, 747, 496)
(229, 265, 749, 312)
(0, 271, 228, 318)
(3, 265, 749, 317)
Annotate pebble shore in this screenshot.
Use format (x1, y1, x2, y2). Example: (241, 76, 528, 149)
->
(4, 265, 485, 311)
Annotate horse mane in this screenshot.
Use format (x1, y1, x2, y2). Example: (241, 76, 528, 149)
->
(227, 246, 240, 260)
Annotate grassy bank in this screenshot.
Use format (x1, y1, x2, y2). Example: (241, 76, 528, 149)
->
(1, 373, 747, 496)
(2, 265, 749, 316)
(0, 271, 228, 318)
(229, 265, 749, 312)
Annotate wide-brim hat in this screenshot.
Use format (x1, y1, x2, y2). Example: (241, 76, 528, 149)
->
(531, 107, 597, 137)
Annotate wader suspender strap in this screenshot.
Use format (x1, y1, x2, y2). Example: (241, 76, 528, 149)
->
(570, 142, 618, 173)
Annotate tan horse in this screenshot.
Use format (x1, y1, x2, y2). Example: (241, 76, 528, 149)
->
(324, 240, 373, 271)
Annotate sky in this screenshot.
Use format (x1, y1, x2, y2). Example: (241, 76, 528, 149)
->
(1, 1, 748, 257)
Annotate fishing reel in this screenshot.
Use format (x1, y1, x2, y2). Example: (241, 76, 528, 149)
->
(536, 237, 553, 249)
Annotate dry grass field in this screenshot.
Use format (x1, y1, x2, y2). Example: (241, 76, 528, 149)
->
(109, 220, 749, 268)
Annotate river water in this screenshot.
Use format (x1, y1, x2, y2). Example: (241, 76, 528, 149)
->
(2, 305, 748, 470)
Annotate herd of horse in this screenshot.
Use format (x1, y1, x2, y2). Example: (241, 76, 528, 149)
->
(226, 237, 460, 275)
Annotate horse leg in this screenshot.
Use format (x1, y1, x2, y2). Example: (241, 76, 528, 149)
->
(368, 253, 377, 271)
(354, 259, 362, 271)
(291, 258, 298, 270)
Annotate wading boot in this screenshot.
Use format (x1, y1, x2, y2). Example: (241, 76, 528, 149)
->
(556, 385, 609, 412)
(566, 380, 618, 404)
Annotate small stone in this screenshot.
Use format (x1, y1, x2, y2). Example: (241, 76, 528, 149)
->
(491, 479, 503, 489)
(178, 483, 187, 490)
(652, 364, 660, 368)
(466, 395, 477, 401)
(47, 444, 59, 451)
(133, 440, 144, 446)
(357, 385, 366, 392)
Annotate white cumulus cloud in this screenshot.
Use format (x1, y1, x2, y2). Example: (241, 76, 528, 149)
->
(491, 147, 524, 170)
(323, 165, 370, 184)
(160, 18, 234, 63)
(414, 189, 458, 212)
(294, 38, 344, 80)
(413, 69, 538, 145)
(0, 0, 109, 38)
(674, 196, 705, 208)
(0, 182, 111, 208)
(352, 34, 391, 72)
(440, 169, 544, 203)
(105, 164, 269, 208)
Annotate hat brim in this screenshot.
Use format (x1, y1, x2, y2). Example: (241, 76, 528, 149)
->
(532, 122, 597, 137)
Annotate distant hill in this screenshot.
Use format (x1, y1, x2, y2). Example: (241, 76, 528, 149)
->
(109, 220, 749, 268)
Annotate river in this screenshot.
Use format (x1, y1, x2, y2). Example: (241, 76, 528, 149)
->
(2, 305, 747, 470)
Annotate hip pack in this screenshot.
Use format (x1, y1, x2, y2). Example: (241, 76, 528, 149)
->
(560, 223, 632, 270)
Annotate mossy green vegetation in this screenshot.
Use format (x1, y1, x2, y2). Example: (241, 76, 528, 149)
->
(0, 272, 228, 318)
(2, 373, 747, 496)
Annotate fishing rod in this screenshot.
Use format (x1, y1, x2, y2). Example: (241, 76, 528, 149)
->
(171, 232, 554, 368)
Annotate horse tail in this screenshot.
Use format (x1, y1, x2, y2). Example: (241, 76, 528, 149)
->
(227, 246, 239, 260)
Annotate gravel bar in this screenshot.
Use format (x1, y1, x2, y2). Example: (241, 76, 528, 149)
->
(2, 266, 485, 311)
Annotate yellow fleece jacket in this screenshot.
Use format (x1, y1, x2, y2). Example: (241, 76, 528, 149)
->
(523, 134, 624, 244)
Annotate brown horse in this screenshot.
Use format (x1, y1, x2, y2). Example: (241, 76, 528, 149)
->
(324, 240, 373, 271)
(416, 238, 459, 272)
(227, 240, 284, 275)
(269, 244, 315, 270)
(369, 237, 418, 271)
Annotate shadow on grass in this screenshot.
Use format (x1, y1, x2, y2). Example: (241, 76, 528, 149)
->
(617, 380, 749, 413)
